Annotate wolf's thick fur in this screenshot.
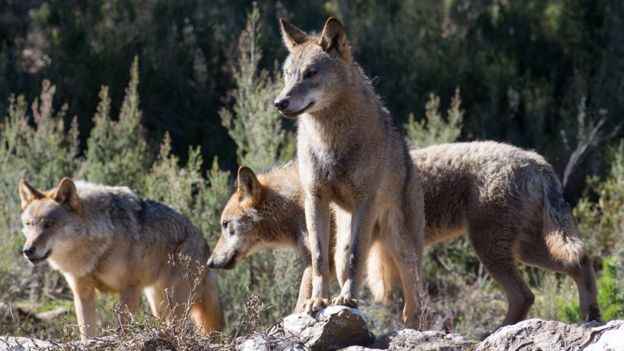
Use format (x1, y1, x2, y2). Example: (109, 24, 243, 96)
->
(274, 17, 426, 328)
(208, 141, 600, 327)
(19, 178, 222, 339)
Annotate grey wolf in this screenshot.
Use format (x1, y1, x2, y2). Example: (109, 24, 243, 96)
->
(273, 17, 426, 328)
(19, 177, 222, 339)
(208, 141, 600, 327)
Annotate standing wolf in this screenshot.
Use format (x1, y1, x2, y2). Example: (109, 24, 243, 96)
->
(209, 142, 600, 328)
(19, 178, 222, 339)
(273, 17, 426, 328)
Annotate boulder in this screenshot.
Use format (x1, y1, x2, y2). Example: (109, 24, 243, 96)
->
(282, 305, 375, 351)
(0, 337, 53, 351)
(476, 318, 624, 351)
(373, 329, 478, 351)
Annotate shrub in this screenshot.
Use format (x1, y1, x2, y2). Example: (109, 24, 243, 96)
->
(79, 57, 150, 190)
(405, 87, 463, 148)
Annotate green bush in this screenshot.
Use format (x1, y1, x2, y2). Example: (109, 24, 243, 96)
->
(217, 3, 300, 330)
(405, 87, 464, 148)
(556, 257, 624, 322)
(79, 57, 150, 190)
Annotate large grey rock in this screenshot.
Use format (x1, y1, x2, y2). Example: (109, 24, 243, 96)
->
(477, 318, 624, 351)
(0, 337, 53, 351)
(283, 305, 375, 351)
(236, 332, 306, 351)
(341, 329, 477, 351)
(374, 329, 477, 351)
(584, 320, 624, 351)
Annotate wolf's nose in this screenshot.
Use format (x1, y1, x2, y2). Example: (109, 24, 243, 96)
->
(274, 98, 289, 110)
(23, 246, 36, 258)
(207, 257, 215, 269)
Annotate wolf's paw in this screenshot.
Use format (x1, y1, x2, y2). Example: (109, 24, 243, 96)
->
(331, 294, 359, 308)
(302, 298, 329, 314)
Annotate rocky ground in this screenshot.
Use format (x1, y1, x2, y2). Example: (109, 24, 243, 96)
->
(2, 306, 623, 350)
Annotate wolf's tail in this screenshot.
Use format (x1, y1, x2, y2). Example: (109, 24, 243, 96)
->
(541, 170, 584, 265)
(366, 241, 399, 304)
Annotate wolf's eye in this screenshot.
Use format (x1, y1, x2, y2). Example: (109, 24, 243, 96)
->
(43, 220, 55, 229)
(302, 69, 317, 79)
(221, 220, 229, 229)
(24, 220, 32, 226)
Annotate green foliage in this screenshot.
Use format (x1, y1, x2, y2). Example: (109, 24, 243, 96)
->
(405, 88, 463, 147)
(217, 3, 301, 330)
(219, 3, 292, 170)
(574, 140, 624, 258)
(0, 81, 79, 302)
(80, 57, 150, 190)
(555, 257, 624, 322)
(598, 257, 624, 321)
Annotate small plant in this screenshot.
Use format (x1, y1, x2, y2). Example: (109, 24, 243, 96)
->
(405, 87, 463, 147)
(597, 257, 624, 320)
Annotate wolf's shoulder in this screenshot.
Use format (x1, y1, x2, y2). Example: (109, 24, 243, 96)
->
(74, 180, 140, 201)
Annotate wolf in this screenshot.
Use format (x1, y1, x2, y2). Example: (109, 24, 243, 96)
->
(272, 17, 426, 328)
(18, 177, 223, 339)
(208, 141, 600, 328)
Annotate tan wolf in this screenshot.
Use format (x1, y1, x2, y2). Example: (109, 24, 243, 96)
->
(273, 17, 426, 328)
(19, 178, 223, 339)
(208, 142, 600, 328)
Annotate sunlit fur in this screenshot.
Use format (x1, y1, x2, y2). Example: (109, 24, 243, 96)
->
(276, 17, 426, 328)
(19, 178, 222, 339)
(208, 141, 600, 328)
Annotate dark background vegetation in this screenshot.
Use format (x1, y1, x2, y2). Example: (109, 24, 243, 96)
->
(1, 0, 623, 342)
(2, 0, 623, 197)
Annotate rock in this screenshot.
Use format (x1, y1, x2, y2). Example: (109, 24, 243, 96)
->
(3, 318, 624, 350)
(341, 329, 477, 351)
(283, 305, 375, 351)
(236, 332, 306, 351)
(373, 329, 478, 351)
(0, 337, 53, 351)
(477, 318, 624, 351)
(583, 320, 624, 351)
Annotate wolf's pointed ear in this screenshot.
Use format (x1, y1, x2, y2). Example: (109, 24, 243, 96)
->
(18, 179, 45, 210)
(237, 166, 262, 205)
(280, 18, 308, 52)
(52, 177, 82, 214)
(319, 17, 352, 62)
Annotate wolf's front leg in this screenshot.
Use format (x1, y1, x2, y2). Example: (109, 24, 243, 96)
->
(66, 275, 97, 340)
(303, 193, 331, 314)
(333, 198, 375, 308)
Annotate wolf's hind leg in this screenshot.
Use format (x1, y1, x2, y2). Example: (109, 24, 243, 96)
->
(118, 285, 141, 325)
(518, 240, 600, 322)
(120, 286, 141, 313)
(391, 195, 425, 329)
(469, 225, 535, 326)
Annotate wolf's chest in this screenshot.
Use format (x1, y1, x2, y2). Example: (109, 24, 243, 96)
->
(306, 146, 354, 184)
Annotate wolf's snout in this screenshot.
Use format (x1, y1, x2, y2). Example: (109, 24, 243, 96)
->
(23, 245, 36, 258)
(207, 256, 216, 269)
(273, 98, 289, 110)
